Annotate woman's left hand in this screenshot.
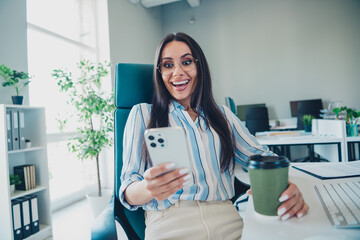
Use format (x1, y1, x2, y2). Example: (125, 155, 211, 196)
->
(277, 182, 309, 221)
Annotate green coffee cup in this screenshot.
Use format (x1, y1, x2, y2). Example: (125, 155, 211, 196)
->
(248, 155, 290, 216)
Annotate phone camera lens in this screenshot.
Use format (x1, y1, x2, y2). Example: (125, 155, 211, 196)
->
(158, 138, 164, 143)
(150, 142, 156, 148)
(148, 135, 155, 140)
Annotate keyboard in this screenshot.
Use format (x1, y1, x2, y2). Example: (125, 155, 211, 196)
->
(314, 181, 360, 228)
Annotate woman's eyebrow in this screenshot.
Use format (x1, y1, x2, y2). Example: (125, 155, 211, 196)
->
(161, 53, 192, 61)
(161, 57, 173, 61)
(181, 53, 192, 58)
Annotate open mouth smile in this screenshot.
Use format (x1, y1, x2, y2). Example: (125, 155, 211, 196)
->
(171, 80, 190, 88)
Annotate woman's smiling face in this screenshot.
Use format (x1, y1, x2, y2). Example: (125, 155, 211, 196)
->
(159, 41, 198, 108)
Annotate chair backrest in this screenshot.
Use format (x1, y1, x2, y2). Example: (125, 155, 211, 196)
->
(245, 106, 270, 135)
(225, 97, 237, 114)
(296, 99, 323, 130)
(114, 65, 249, 239)
(237, 103, 266, 121)
(115, 63, 154, 240)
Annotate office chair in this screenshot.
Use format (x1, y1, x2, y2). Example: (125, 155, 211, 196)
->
(245, 107, 270, 135)
(91, 63, 249, 240)
(296, 99, 322, 130)
(293, 99, 327, 162)
(225, 97, 237, 114)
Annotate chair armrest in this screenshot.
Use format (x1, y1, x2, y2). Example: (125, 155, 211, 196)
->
(91, 195, 117, 240)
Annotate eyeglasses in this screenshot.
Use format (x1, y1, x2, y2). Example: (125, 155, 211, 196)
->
(157, 56, 198, 76)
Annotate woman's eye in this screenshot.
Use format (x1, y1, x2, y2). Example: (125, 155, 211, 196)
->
(182, 59, 192, 66)
(162, 62, 174, 69)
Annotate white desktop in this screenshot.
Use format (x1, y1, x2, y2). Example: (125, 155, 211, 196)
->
(256, 119, 358, 162)
(241, 163, 360, 240)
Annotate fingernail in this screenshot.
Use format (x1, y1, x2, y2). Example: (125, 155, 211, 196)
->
(279, 195, 289, 202)
(281, 213, 290, 221)
(183, 174, 192, 181)
(179, 168, 189, 175)
(277, 207, 286, 216)
(297, 213, 303, 218)
(166, 163, 176, 169)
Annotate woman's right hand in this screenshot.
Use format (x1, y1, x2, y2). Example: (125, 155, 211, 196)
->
(143, 162, 191, 201)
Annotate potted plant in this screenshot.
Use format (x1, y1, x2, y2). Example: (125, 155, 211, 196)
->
(52, 59, 115, 218)
(0, 64, 31, 105)
(302, 115, 314, 132)
(9, 174, 21, 195)
(333, 106, 360, 137)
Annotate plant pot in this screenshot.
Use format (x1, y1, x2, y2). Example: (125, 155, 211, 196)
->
(86, 189, 112, 219)
(10, 184, 15, 195)
(304, 124, 312, 133)
(11, 96, 24, 105)
(26, 141, 32, 148)
(346, 124, 359, 137)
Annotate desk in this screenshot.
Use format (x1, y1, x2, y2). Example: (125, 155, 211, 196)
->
(347, 136, 360, 161)
(242, 165, 360, 240)
(270, 125, 297, 131)
(256, 133, 344, 162)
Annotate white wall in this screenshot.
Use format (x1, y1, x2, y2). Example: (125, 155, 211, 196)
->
(0, 0, 162, 193)
(107, 0, 163, 84)
(0, 0, 29, 105)
(104, 0, 163, 189)
(162, 0, 360, 119)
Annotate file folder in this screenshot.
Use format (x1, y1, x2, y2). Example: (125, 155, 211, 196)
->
(6, 109, 13, 151)
(25, 165, 31, 191)
(31, 165, 36, 189)
(18, 110, 26, 149)
(14, 165, 27, 191)
(27, 195, 40, 234)
(19, 197, 31, 238)
(12, 110, 20, 150)
(14, 164, 36, 191)
(11, 199, 22, 240)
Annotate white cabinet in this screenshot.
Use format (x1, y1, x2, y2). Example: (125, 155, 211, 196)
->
(0, 104, 52, 240)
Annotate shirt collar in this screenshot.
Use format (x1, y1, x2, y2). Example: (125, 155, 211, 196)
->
(169, 100, 185, 113)
(169, 99, 204, 117)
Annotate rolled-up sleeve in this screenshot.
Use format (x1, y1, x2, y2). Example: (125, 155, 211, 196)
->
(119, 104, 148, 210)
(220, 105, 274, 170)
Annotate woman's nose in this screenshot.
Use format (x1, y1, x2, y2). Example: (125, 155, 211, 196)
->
(172, 63, 185, 76)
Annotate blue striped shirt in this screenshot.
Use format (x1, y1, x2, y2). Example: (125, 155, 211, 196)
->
(120, 100, 273, 211)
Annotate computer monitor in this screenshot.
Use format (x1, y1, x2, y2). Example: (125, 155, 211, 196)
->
(237, 103, 266, 121)
(290, 99, 323, 118)
(290, 99, 323, 130)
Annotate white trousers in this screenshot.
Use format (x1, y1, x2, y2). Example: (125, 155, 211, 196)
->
(145, 200, 243, 240)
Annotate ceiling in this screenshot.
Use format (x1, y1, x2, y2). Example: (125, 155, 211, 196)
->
(128, 0, 200, 8)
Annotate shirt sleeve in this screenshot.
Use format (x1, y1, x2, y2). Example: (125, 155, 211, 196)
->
(220, 105, 275, 170)
(119, 104, 148, 210)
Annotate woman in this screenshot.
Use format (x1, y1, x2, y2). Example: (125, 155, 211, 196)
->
(120, 32, 309, 239)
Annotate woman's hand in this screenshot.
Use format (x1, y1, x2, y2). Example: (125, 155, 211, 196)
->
(277, 182, 309, 220)
(143, 162, 191, 201)
(246, 182, 309, 221)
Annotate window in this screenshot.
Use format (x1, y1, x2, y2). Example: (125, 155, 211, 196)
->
(27, 0, 110, 209)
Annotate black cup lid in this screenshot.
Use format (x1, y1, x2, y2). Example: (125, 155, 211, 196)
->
(248, 155, 290, 169)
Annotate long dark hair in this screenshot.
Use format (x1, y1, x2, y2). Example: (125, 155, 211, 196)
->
(146, 32, 235, 172)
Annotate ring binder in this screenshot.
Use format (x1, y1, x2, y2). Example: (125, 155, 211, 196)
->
(19, 197, 32, 238)
(18, 110, 26, 149)
(11, 199, 22, 240)
(12, 111, 19, 150)
(26, 195, 40, 234)
(6, 109, 13, 151)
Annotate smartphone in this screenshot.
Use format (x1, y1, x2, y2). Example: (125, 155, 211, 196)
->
(144, 127, 193, 178)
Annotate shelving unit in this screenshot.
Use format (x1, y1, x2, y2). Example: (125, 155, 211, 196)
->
(346, 136, 360, 161)
(0, 104, 52, 240)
